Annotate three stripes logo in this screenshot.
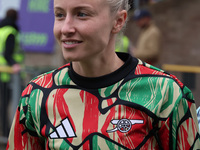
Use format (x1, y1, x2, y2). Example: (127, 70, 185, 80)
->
(49, 117, 76, 139)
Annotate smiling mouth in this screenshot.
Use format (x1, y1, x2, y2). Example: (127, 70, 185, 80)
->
(64, 41, 82, 45)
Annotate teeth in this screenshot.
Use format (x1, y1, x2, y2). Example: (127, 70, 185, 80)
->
(65, 41, 79, 45)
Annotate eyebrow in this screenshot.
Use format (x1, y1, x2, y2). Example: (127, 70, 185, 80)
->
(54, 5, 94, 11)
(54, 5, 97, 16)
(54, 7, 63, 11)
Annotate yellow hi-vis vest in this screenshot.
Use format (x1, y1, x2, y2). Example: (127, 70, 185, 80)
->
(0, 26, 24, 82)
(115, 36, 129, 53)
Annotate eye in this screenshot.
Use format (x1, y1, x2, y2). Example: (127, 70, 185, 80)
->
(54, 12, 65, 19)
(77, 12, 88, 17)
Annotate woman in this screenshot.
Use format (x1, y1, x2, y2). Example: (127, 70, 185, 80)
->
(6, 0, 200, 149)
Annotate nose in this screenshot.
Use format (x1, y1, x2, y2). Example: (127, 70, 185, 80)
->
(61, 16, 75, 36)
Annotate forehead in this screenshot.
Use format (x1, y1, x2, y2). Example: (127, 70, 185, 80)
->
(54, 0, 108, 8)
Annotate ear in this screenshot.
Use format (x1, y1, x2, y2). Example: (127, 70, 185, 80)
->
(112, 10, 127, 33)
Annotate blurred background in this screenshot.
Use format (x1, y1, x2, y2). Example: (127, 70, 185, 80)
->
(0, 0, 200, 149)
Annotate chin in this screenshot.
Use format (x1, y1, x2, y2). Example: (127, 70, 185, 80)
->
(63, 55, 79, 62)
(64, 57, 74, 62)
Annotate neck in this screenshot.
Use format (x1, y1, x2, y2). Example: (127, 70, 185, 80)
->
(72, 52, 124, 77)
(141, 21, 152, 29)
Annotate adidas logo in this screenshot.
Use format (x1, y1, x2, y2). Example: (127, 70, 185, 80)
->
(49, 117, 76, 139)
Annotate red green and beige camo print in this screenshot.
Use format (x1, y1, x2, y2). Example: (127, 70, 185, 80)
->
(7, 55, 200, 149)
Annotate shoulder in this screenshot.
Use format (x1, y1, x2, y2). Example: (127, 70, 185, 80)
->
(133, 60, 190, 118)
(135, 60, 167, 76)
(1, 25, 17, 32)
(135, 60, 184, 88)
(149, 23, 161, 35)
(21, 63, 71, 96)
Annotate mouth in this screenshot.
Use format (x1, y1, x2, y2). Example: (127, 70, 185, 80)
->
(64, 41, 82, 45)
(62, 40, 83, 49)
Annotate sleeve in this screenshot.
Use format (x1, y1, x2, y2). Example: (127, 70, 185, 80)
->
(172, 86, 200, 149)
(4, 34, 17, 66)
(6, 85, 44, 150)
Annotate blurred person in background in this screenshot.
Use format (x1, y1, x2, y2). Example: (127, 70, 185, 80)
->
(115, 33, 134, 55)
(6, 0, 200, 149)
(0, 9, 24, 136)
(133, 8, 161, 66)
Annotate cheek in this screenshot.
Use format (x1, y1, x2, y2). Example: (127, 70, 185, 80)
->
(87, 28, 110, 51)
(97, 23, 112, 43)
(53, 23, 61, 40)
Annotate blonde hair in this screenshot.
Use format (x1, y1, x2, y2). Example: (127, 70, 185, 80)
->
(107, 0, 130, 13)
(107, 0, 130, 32)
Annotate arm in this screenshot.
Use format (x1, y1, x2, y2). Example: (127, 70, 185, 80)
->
(6, 109, 44, 150)
(6, 86, 44, 150)
(172, 86, 200, 149)
(156, 77, 200, 149)
(4, 34, 21, 73)
(4, 34, 16, 66)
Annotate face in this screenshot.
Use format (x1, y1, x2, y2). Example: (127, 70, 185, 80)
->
(136, 17, 150, 28)
(54, 0, 118, 62)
